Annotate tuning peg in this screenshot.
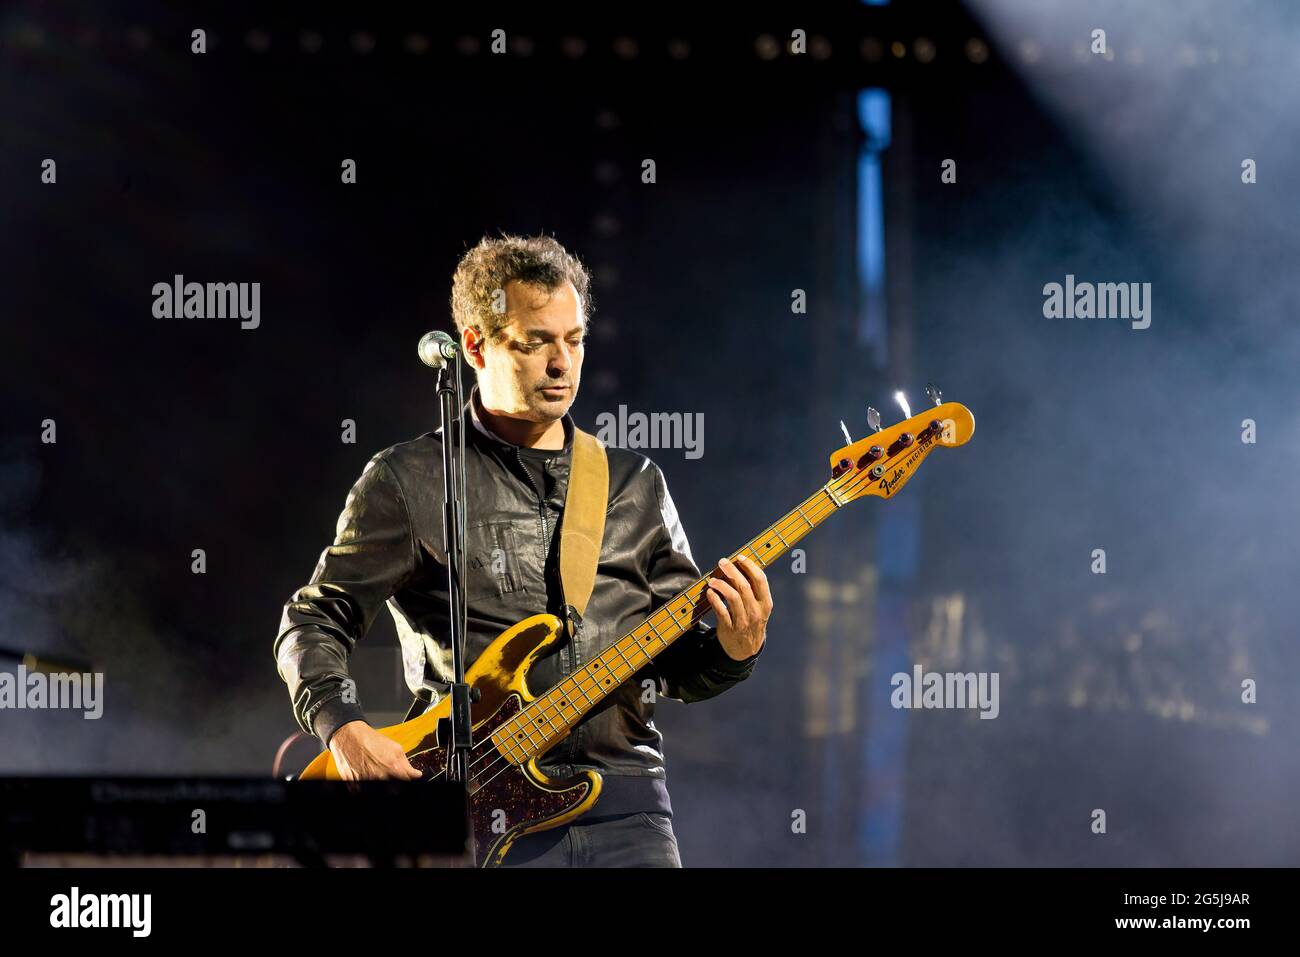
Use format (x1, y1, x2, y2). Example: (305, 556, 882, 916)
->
(866, 407, 882, 433)
(839, 420, 853, 444)
(926, 382, 943, 407)
(894, 391, 912, 420)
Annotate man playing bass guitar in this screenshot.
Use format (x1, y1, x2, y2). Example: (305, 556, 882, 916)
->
(274, 233, 770, 867)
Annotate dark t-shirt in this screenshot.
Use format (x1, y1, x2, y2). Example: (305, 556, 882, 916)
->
(508, 443, 673, 821)
(513, 443, 557, 500)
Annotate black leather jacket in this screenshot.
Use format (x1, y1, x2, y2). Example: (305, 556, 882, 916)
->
(274, 385, 762, 782)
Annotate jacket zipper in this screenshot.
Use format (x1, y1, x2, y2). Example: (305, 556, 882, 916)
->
(513, 446, 550, 560)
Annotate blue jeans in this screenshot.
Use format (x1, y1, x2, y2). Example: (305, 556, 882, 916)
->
(499, 812, 682, 868)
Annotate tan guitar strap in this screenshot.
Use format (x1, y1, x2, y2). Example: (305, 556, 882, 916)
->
(559, 427, 609, 640)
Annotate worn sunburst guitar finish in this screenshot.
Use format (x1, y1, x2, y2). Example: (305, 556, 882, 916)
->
(300, 399, 975, 865)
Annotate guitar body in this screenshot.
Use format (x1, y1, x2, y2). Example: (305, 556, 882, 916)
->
(299, 613, 603, 867)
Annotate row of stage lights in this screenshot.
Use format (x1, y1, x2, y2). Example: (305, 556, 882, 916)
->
(5, 24, 983, 62)
(6, 24, 1242, 69)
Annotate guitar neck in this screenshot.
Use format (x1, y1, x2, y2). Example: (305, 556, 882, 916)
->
(491, 476, 849, 761)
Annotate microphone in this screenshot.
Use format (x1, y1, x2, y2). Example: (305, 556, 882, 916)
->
(418, 330, 459, 368)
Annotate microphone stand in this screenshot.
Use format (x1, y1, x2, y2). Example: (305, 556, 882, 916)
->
(434, 350, 477, 789)
(421, 331, 478, 862)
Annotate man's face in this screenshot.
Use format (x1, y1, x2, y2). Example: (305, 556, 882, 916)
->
(466, 279, 585, 421)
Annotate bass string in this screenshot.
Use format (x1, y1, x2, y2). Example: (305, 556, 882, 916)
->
(439, 459, 882, 793)
(466, 461, 874, 777)
(433, 451, 902, 794)
(458, 469, 857, 786)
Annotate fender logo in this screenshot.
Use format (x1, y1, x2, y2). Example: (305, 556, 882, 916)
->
(878, 435, 934, 496)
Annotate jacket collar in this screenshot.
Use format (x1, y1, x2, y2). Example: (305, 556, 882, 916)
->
(467, 382, 575, 455)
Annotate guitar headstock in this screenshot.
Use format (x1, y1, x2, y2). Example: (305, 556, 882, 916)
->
(827, 399, 974, 503)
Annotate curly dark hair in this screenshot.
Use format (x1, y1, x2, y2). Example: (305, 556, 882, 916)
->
(449, 233, 593, 344)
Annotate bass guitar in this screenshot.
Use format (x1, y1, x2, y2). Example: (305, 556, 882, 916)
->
(300, 394, 975, 866)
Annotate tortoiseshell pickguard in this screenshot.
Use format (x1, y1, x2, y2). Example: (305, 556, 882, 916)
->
(408, 693, 602, 867)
